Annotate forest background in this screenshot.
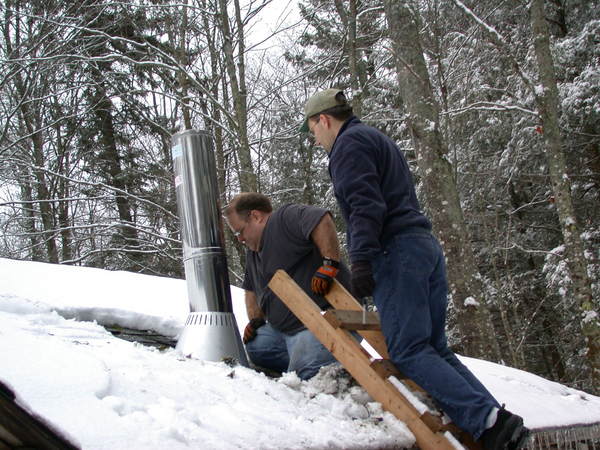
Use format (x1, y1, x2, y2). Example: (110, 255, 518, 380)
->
(1, 0, 598, 395)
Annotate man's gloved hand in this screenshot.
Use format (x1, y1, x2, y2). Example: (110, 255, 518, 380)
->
(351, 261, 375, 299)
(243, 317, 266, 344)
(311, 258, 340, 295)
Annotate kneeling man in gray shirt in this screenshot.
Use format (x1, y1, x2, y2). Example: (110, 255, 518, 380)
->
(224, 192, 351, 380)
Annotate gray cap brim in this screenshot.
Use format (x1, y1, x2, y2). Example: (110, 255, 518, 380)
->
(299, 118, 309, 133)
(299, 88, 344, 134)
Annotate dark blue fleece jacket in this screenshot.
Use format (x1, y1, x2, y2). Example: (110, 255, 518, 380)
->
(328, 117, 431, 264)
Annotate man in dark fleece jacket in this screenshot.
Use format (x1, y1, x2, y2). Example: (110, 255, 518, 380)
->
(300, 88, 529, 450)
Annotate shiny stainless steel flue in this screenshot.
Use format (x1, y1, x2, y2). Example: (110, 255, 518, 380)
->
(172, 129, 248, 366)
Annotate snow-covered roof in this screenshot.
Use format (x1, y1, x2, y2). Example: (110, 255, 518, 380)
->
(0, 258, 599, 449)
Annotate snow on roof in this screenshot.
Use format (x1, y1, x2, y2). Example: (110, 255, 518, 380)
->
(0, 257, 599, 449)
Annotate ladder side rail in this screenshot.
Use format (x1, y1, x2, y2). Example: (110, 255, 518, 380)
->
(269, 270, 457, 450)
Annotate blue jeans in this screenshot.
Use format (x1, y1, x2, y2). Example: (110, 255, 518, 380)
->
(372, 229, 500, 439)
(245, 323, 338, 380)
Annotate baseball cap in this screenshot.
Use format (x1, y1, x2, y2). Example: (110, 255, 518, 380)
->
(299, 88, 345, 132)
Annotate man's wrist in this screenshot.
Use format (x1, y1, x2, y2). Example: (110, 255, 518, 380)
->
(322, 257, 340, 268)
(249, 317, 266, 329)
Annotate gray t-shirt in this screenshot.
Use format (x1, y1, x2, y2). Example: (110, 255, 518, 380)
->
(242, 203, 351, 334)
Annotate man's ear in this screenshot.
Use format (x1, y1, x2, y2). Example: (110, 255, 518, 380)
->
(249, 210, 261, 223)
(256, 210, 271, 224)
(320, 113, 332, 129)
(319, 113, 327, 127)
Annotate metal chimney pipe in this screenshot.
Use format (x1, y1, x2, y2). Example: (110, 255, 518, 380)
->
(172, 129, 248, 366)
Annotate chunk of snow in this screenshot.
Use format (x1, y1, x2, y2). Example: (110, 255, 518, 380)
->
(464, 297, 480, 307)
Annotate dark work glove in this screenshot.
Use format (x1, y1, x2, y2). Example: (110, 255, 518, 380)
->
(311, 258, 340, 295)
(351, 261, 375, 299)
(243, 318, 266, 344)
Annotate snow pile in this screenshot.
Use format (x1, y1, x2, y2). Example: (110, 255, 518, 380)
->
(0, 258, 188, 338)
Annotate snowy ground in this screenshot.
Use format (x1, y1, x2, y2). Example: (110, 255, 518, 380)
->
(1, 257, 599, 449)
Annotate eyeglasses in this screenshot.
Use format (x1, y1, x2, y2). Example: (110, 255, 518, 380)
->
(308, 116, 320, 134)
(233, 223, 246, 239)
(232, 211, 252, 239)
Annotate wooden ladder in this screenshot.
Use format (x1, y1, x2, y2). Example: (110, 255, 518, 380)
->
(268, 270, 481, 450)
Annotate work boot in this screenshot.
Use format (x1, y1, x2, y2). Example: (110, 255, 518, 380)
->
(479, 407, 530, 450)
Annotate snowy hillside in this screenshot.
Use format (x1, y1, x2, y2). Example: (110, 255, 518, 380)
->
(1, 258, 599, 449)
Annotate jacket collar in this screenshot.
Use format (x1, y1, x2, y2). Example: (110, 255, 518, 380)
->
(329, 116, 360, 159)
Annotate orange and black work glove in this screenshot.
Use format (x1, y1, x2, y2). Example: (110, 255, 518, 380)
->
(311, 258, 340, 295)
(243, 318, 266, 344)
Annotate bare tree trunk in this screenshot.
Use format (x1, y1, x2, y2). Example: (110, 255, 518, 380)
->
(217, 0, 257, 192)
(530, 0, 599, 393)
(8, 3, 59, 263)
(198, 1, 246, 268)
(200, 1, 226, 200)
(177, 0, 192, 130)
(55, 122, 73, 263)
(16, 85, 59, 263)
(31, 128, 59, 263)
(333, 0, 366, 116)
(383, 0, 500, 360)
(17, 168, 44, 261)
(89, 68, 141, 268)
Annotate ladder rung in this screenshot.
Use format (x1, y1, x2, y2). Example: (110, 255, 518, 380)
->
(322, 309, 381, 330)
(421, 412, 460, 433)
(371, 358, 402, 378)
